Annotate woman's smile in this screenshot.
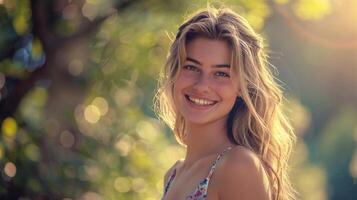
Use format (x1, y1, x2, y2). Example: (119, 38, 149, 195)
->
(184, 94, 218, 110)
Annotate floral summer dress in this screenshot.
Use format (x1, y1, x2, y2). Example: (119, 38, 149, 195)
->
(161, 146, 233, 200)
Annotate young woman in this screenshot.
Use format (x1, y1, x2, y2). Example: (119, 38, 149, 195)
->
(155, 7, 296, 200)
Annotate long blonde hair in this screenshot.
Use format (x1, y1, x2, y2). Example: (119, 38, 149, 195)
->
(155, 7, 296, 200)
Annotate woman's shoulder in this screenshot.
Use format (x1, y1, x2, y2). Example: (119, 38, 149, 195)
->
(224, 145, 263, 168)
(219, 145, 266, 181)
(215, 145, 271, 199)
(163, 159, 184, 185)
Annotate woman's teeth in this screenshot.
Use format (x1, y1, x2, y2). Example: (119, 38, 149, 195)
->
(188, 96, 216, 106)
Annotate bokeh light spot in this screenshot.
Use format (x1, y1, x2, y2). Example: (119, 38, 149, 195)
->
(68, 59, 84, 76)
(84, 105, 101, 123)
(60, 130, 76, 148)
(92, 97, 108, 116)
(13, 15, 28, 34)
(84, 163, 101, 180)
(2, 117, 18, 138)
(114, 177, 131, 193)
(115, 135, 133, 156)
(4, 162, 16, 177)
(136, 120, 159, 142)
(82, 3, 98, 20)
(32, 38, 43, 59)
(114, 88, 132, 107)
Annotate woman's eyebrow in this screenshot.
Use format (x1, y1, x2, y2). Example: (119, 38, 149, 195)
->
(186, 57, 202, 65)
(186, 57, 230, 68)
(214, 64, 230, 68)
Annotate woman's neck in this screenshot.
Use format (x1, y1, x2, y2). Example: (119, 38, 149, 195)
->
(181, 119, 235, 172)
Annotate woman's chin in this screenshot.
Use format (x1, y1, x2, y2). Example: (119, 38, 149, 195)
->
(182, 114, 225, 126)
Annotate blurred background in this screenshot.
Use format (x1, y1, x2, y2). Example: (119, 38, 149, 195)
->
(0, 0, 356, 199)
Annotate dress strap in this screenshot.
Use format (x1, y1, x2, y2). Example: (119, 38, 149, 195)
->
(163, 167, 177, 196)
(206, 146, 233, 179)
(162, 146, 233, 199)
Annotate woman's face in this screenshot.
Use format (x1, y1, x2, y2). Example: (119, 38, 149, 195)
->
(173, 37, 240, 126)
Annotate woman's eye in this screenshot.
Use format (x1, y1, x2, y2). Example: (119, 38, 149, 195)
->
(215, 71, 230, 77)
(183, 65, 199, 72)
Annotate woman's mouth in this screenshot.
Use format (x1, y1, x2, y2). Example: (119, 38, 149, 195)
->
(185, 95, 218, 107)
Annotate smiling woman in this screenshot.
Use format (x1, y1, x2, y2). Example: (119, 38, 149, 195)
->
(174, 38, 237, 126)
(155, 6, 297, 200)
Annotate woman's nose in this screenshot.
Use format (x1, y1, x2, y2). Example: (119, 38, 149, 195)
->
(192, 74, 211, 93)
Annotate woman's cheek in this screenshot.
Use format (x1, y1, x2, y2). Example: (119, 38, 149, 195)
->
(215, 81, 238, 95)
(178, 71, 197, 83)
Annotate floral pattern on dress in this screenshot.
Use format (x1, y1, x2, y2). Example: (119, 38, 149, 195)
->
(161, 146, 232, 200)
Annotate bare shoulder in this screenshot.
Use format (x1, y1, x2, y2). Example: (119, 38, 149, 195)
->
(216, 145, 271, 200)
(163, 159, 183, 186)
(223, 145, 264, 172)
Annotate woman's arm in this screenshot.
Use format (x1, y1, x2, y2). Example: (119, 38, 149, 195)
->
(217, 147, 271, 200)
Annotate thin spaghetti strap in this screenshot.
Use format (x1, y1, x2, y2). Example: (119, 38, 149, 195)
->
(207, 146, 233, 179)
(183, 146, 234, 200)
(163, 168, 177, 196)
(163, 159, 183, 196)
